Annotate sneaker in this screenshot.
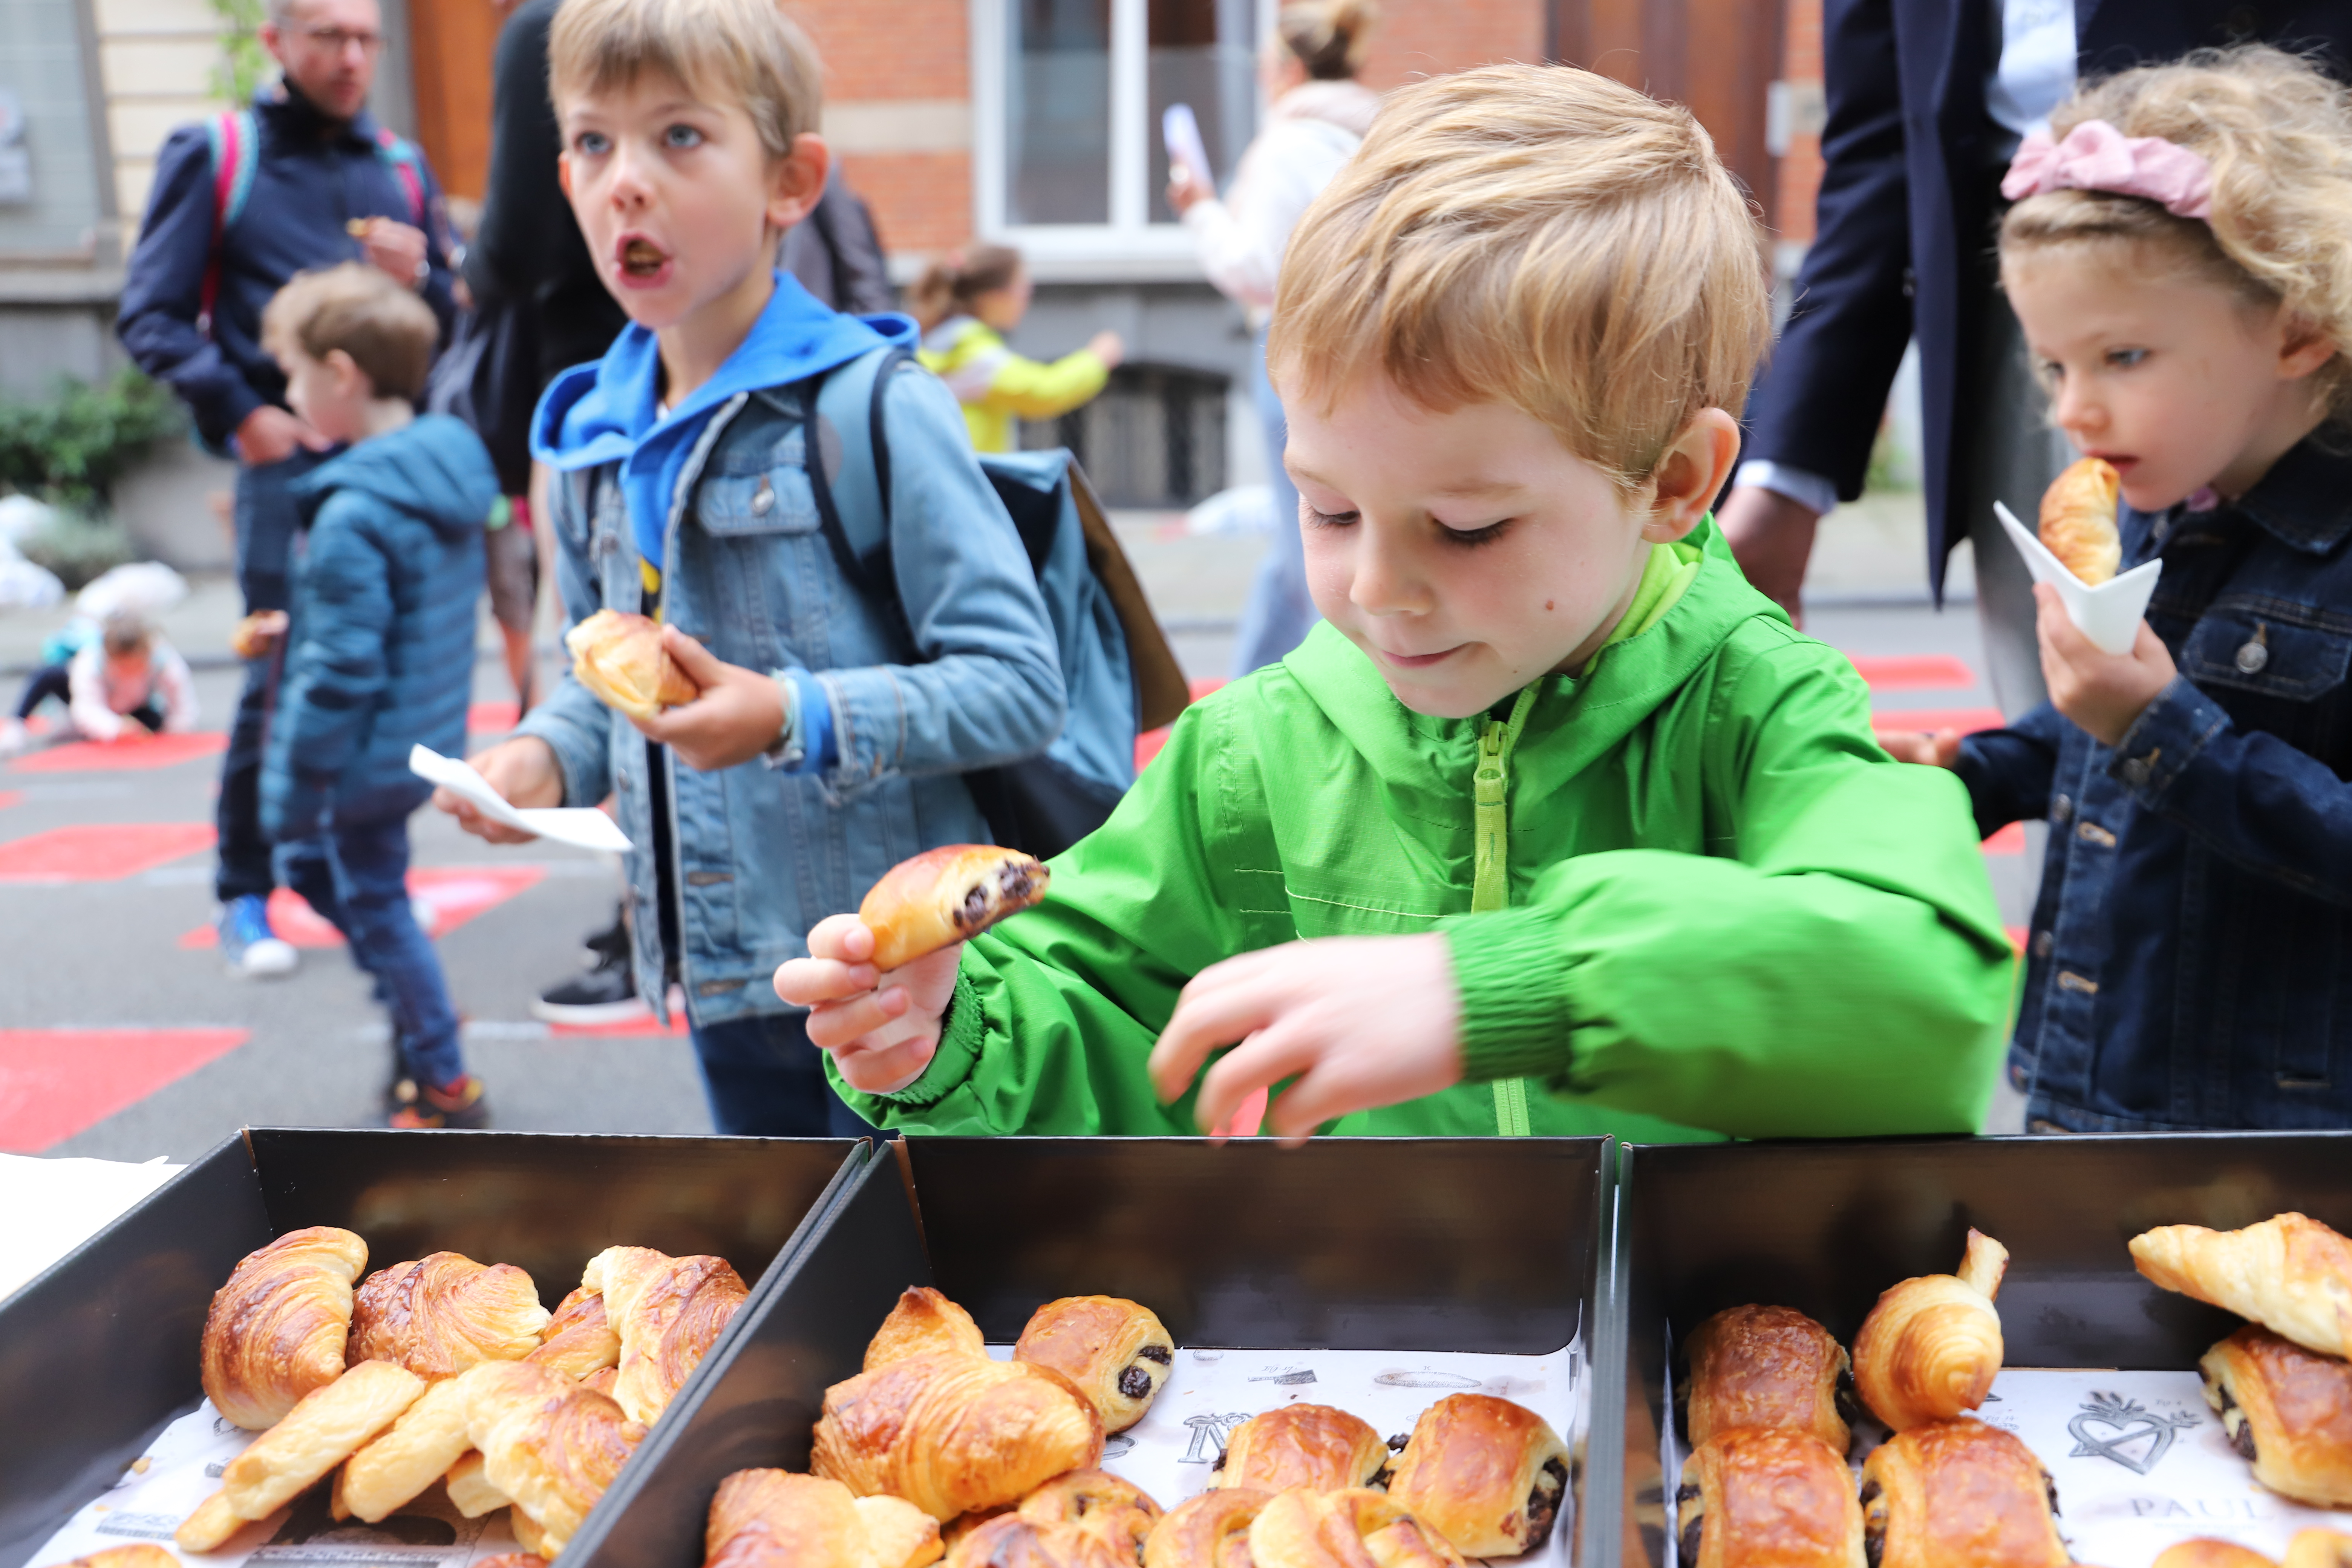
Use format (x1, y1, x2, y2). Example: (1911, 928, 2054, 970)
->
(530, 926, 644, 1024)
(390, 1074, 489, 1129)
(218, 895, 299, 978)
(0, 718, 26, 758)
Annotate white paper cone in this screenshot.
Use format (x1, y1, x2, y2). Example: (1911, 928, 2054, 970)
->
(1993, 501, 2161, 656)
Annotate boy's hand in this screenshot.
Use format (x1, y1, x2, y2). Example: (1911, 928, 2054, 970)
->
(1876, 727, 1964, 767)
(235, 405, 332, 467)
(1148, 935, 1465, 1144)
(436, 734, 560, 844)
(775, 913, 962, 1094)
(2035, 583, 2177, 747)
(352, 217, 429, 288)
(632, 627, 787, 772)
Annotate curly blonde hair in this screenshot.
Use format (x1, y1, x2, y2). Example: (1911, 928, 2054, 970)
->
(2000, 45, 2352, 415)
(1268, 63, 1769, 496)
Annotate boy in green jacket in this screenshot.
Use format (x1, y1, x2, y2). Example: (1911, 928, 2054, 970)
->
(776, 63, 2013, 1143)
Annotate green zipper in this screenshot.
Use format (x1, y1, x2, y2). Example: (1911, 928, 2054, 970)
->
(1474, 686, 1540, 1136)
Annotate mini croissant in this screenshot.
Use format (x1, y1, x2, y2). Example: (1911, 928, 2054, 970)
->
(1385, 1393, 1571, 1559)
(1143, 1491, 1269, 1568)
(1246, 1488, 1465, 1568)
(463, 1358, 649, 1558)
(528, 1285, 623, 1383)
(201, 1225, 369, 1430)
(1214, 1403, 1389, 1492)
(1853, 1229, 2007, 1431)
(566, 608, 699, 721)
(867, 1286, 987, 1370)
(581, 1244, 749, 1424)
(1014, 1296, 1175, 1433)
(2038, 456, 2122, 585)
(2133, 1212, 2352, 1360)
(707, 1468, 945, 1568)
(347, 1251, 551, 1377)
(178, 1360, 427, 1550)
(340, 1375, 473, 1523)
(811, 1350, 1105, 1521)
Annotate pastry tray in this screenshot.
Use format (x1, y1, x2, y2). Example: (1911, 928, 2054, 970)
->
(0, 1129, 867, 1568)
(564, 1136, 1615, 1568)
(1615, 1133, 2352, 1568)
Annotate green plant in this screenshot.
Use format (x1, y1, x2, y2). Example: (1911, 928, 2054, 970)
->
(0, 371, 182, 510)
(209, 0, 270, 104)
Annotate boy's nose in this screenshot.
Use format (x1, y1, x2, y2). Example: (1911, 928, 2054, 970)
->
(1346, 525, 1432, 617)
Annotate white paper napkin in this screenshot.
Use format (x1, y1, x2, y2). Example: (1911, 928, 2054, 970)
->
(409, 744, 631, 852)
(1994, 501, 2162, 656)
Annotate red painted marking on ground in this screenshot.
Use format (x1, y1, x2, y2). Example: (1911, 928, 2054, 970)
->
(0, 791, 20, 811)
(1847, 654, 1977, 691)
(469, 701, 520, 734)
(1983, 822, 2027, 855)
(1870, 706, 2007, 736)
(1211, 1084, 1268, 1139)
(9, 731, 228, 773)
(0, 1027, 250, 1152)
(0, 822, 216, 884)
(177, 864, 548, 949)
(1135, 678, 1234, 772)
(546, 1011, 691, 1038)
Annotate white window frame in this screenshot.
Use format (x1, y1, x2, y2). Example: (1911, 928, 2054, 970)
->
(970, 0, 1273, 280)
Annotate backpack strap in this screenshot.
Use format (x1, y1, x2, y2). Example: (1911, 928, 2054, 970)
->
(373, 127, 428, 226)
(802, 343, 913, 618)
(199, 109, 259, 334)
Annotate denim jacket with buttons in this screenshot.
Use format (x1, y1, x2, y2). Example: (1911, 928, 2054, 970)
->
(513, 365, 1067, 1027)
(1957, 438, 2352, 1131)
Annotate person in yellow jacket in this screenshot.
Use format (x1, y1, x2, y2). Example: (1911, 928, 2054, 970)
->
(911, 245, 1124, 453)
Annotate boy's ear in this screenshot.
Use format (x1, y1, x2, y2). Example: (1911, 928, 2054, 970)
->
(1641, 408, 1743, 543)
(324, 348, 372, 401)
(766, 132, 831, 233)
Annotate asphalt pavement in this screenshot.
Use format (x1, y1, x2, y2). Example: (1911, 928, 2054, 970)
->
(1, 495, 2033, 1159)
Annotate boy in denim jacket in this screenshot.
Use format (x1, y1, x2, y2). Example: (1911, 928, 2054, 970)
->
(442, 0, 1065, 1134)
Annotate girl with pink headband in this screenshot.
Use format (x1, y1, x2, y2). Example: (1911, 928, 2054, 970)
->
(1883, 44, 2352, 1135)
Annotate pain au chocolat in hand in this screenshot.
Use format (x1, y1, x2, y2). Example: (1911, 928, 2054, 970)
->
(1686, 1304, 1851, 1454)
(1675, 1427, 1864, 1568)
(1853, 1230, 2008, 1432)
(1384, 1393, 1571, 1559)
(860, 845, 1049, 971)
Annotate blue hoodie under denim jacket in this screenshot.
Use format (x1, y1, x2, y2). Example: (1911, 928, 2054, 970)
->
(262, 415, 496, 841)
(1957, 437, 2352, 1132)
(518, 276, 1066, 1026)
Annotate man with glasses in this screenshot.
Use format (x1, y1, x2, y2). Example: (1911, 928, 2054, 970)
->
(118, 0, 457, 983)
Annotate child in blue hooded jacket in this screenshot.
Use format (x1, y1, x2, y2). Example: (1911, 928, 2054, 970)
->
(440, 0, 1065, 1135)
(257, 264, 496, 1127)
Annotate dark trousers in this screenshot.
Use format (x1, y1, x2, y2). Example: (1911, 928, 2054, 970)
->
(273, 783, 466, 1088)
(218, 449, 324, 904)
(13, 663, 161, 732)
(689, 1011, 882, 1138)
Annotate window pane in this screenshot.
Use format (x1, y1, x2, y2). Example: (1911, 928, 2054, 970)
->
(1148, 0, 1257, 224)
(1008, 0, 1112, 225)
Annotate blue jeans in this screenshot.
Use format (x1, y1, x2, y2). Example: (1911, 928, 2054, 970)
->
(273, 783, 466, 1088)
(1230, 329, 1318, 678)
(220, 449, 325, 904)
(690, 1011, 880, 1138)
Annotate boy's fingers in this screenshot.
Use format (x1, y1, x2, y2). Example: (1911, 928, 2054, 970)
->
(1150, 977, 1285, 1104)
(660, 625, 726, 682)
(805, 913, 875, 963)
(802, 985, 913, 1053)
(773, 954, 881, 1006)
(834, 1032, 937, 1094)
(1191, 1023, 1321, 1136)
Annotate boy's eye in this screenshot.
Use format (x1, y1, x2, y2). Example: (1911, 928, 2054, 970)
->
(663, 123, 706, 150)
(1306, 505, 1359, 527)
(573, 130, 610, 156)
(1438, 519, 1513, 548)
(2105, 346, 2149, 369)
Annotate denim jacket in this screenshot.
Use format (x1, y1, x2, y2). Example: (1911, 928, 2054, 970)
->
(514, 366, 1067, 1026)
(1957, 438, 2352, 1131)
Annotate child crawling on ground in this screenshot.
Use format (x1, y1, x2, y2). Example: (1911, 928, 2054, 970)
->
(780, 63, 2016, 1142)
(2, 610, 198, 755)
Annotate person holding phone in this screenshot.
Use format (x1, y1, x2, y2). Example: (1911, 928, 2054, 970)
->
(1168, 0, 1380, 677)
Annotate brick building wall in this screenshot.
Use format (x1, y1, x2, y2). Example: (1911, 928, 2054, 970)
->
(1358, 0, 1548, 92)
(785, 0, 972, 258)
(1776, 0, 1823, 246)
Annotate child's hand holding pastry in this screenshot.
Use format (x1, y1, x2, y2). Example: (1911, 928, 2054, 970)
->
(631, 626, 788, 773)
(775, 914, 962, 1092)
(2034, 582, 2178, 747)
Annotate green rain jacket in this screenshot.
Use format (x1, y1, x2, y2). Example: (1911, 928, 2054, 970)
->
(833, 522, 2014, 1141)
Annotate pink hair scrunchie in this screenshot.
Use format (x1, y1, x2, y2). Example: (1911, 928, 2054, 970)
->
(2001, 118, 2215, 220)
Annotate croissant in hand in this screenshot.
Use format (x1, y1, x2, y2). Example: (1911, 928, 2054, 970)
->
(2038, 456, 2121, 585)
(1859, 1418, 2066, 1568)
(1675, 1428, 1863, 1568)
(1685, 1304, 1851, 1453)
(583, 1245, 749, 1425)
(347, 1251, 552, 1378)
(2133, 1212, 2352, 1360)
(1385, 1393, 1571, 1559)
(706, 1468, 943, 1568)
(1214, 1404, 1389, 1492)
(201, 1225, 369, 1430)
(812, 1351, 1105, 1520)
(2200, 1324, 2352, 1507)
(1853, 1229, 2007, 1431)
(1014, 1296, 1175, 1433)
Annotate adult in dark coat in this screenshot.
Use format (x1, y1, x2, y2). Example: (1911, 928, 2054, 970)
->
(1721, 0, 2352, 712)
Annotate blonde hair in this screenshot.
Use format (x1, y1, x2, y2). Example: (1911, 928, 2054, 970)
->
(549, 0, 822, 162)
(1279, 0, 1378, 80)
(2001, 46, 2352, 415)
(1269, 63, 1770, 495)
(908, 244, 1023, 332)
(261, 263, 438, 404)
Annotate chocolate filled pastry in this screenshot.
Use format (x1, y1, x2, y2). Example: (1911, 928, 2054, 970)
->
(2200, 1324, 2352, 1506)
(1385, 1393, 1571, 1558)
(1245, 1488, 1465, 1568)
(565, 608, 700, 721)
(347, 1251, 551, 1378)
(1214, 1404, 1389, 1492)
(1674, 1428, 1863, 1568)
(1143, 1490, 1269, 1568)
(1017, 1470, 1164, 1561)
(2038, 456, 2122, 585)
(811, 1350, 1105, 1520)
(1853, 1230, 2007, 1432)
(706, 1468, 944, 1568)
(1858, 1418, 2067, 1568)
(868, 1287, 987, 1370)
(201, 1225, 369, 1431)
(2287, 1533, 2352, 1568)
(2133, 1213, 2352, 1360)
(1014, 1296, 1176, 1433)
(528, 1285, 623, 1383)
(1686, 1305, 1852, 1453)
(2153, 1543, 2282, 1568)
(860, 845, 1050, 971)
(582, 1244, 750, 1424)
(945, 1515, 1135, 1568)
